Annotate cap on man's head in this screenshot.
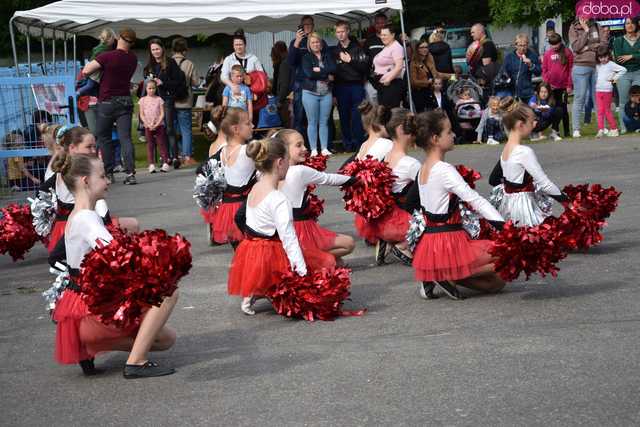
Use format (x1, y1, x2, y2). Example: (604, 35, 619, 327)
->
(546, 20, 555, 30)
(119, 28, 137, 44)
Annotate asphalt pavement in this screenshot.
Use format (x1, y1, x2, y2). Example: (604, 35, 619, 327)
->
(2, 136, 640, 426)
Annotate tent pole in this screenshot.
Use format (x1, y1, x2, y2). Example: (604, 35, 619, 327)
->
(52, 29, 56, 75)
(398, 9, 414, 113)
(26, 25, 32, 76)
(9, 17, 20, 76)
(63, 31, 68, 73)
(73, 33, 77, 78)
(41, 25, 46, 75)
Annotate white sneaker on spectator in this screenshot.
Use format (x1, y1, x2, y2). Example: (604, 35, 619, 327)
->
(113, 165, 124, 173)
(320, 149, 332, 156)
(310, 149, 318, 157)
(550, 130, 562, 142)
(530, 132, 546, 141)
(161, 163, 171, 173)
(572, 130, 582, 138)
(596, 129, 606, 138)
(148, 164, 156, 174)
(607, 129, 619, 137)
(486, 137, 500, 145)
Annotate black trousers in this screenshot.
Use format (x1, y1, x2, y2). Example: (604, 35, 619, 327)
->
(377, 79, 404, 108)
(551, 89, 570, 136)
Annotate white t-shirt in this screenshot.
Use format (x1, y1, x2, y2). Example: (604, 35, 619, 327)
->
(280, 165, 350, 208)
(390, 155, 421, 193)
(220, 53, 264, 85)
(500, 145, 561, 196)
(358, 138, 393, 161)
(55, 173, 109, 217)
(65, 209, 113, 269)
(221, 144, 256, 187)
(595, 61, 627, 92)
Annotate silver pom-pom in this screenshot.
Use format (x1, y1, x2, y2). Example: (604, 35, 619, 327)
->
(193, 158, 227, 209)
(406, 209, 426, 252)
(534, 187, 554, 216)
(42, 262, 70, 312)
(459, 202, 481, 239)
(488, 184, 504, 210)
(28, 189, 57, 237)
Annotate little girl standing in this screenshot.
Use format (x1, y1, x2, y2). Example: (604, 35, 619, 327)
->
(595, 46, 627, 138)
(139, 80, 170, 173)
(542, 33, 573, 138)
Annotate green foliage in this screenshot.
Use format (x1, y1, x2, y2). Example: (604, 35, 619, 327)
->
(488, 0, 575, 28)
(402, 0, 491, 29)
(0, 1, 54, 57)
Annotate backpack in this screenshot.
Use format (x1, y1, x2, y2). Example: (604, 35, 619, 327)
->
(173, 58, 190, 102)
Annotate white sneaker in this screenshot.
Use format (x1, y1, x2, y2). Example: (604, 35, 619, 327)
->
(607, 129, 619, 137)
(550, 130, 562, 142)
(486, 137, 500, 145)
(241, 297, 255, 316)
(320, 149, 332, 156)
(572, 130, 582, 138)
(161, 163, 170, 173)
(310, 149, 318, 157)
(530, 132, 546, 141)
(148, 164, 156, 174)
(596, 129, 605, 138)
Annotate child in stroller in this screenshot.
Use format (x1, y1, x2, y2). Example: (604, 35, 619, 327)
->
(447, 78, 484, 143)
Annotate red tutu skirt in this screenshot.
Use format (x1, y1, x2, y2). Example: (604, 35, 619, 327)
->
(294, 219, 337, 252)
(228, 237, 335, 297)
(413, 219, 492, 282)
(47, 220, 66, 253)
(210, 200, 244, 244)
(53, 290, 139, 364)
(354, 205, 410, 244)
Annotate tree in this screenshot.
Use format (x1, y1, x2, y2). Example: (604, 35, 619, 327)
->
(402, 0, 491, 30)
(488, 0, 575, 28)
(0, 1, 55, 58)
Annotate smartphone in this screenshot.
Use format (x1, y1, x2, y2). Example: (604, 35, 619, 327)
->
(297, 24, 304, 32)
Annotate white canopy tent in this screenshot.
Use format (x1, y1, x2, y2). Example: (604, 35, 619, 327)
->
(10, 0, 412, 107)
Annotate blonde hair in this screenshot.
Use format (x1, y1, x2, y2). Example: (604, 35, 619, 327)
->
(39, 123, 63, 154)
(99, 28, 117, 45)
(499, 96, 533, 131)
(53, 153, 99, 191)
(307, 32, 323, 45)
(246, 136, 287, 172)
(514, 33, 529, 46)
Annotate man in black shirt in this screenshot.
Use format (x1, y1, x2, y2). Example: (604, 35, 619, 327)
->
(332, 21, 369, 152)
(468, 23, 499, 93)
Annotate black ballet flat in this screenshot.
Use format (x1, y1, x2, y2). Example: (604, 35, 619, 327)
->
(79, 358, 105, 376)
(418, 282, 439, 300)
(438, 281, 465, 301)
(123, 360, 175, 379)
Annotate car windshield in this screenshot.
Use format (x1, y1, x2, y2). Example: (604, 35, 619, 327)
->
(446, 31, 473, 49)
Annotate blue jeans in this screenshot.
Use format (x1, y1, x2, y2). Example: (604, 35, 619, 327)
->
(175, 108, 193, 157)
(616, 69, 640, 131)
(302, 90, 332, 151)
(334, 83, 365, 151)
(622, 112, 640, 132)
(572, 65, 597, 132)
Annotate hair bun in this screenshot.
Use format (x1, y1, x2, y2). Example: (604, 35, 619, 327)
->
(499, 96, 519, 114)
(358, 100, 374, 115)
(246, 139, 268, 163)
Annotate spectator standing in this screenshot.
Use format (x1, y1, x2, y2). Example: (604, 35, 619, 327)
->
(271, 41, 291, 127)
(139, 80, 170, 173)
(222, 65, 253, 117)
(612, 17, 640, 133)
(542, 33, 573, 137)
(569, 15, 609, 138)
(467, 24, 499, 93)
(301, 32, 336, 156)
(220, 31, 264, 87)
(172, 37, 199, 167)
(373, 25, 405, 109)
(541, 21, 557, 55)
(410, 39, 450, 112)
(623, 84, 640, 132)
(594, 46, 626, 137)
(143, 39, 185, 169)
(289, 16, 327, 145)
(363, 12, 389, 103)
(331, 20, 369, 152)
(500, 33, 542, 101)
(428, 25, 454, 75)
(82, 28, 138, 185)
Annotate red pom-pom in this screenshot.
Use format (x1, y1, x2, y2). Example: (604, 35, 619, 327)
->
(267, 267, 364, 321)
(490, 218, 567, 281)
(77, 229, 192, 328)
(302, 154, 328, 172)
(477, 218, 498, 240)
(304, 192, 325, 220)
(339, 157, 396, 221)
(455, 164, 482, 189)
(0, 203, 39, 261)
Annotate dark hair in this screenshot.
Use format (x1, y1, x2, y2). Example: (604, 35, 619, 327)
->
(499, 97, 533, 131)
(381, 24, 396, 35)
(246, 135, 287, 172)
(144, 38, 168, 73)
(271, 41, 288, 65)
(335, 20, 350, 31)
(211, 106, 247, 136)
(625, 17, 640, 33)
(54, 153, 98, 192)
(535, 82, 555, 107)
(374, 12, 387, 21)
(57, 126, 91, 151)
(232, 30, 246, 46)
(596, 45, 611, 60)
(300, 15, 314, 24)
(358, 100, 391, 133)
(415, 109, 449, 150)
(630, 85, 640, 96)
(172, 37, 188, 53)
(32, 110, 53, 124)
(385, 108, 416, 139)
(547, 33, 568, 65)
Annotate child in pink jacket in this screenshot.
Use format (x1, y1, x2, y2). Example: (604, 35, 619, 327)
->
(542, 33, 574, 137)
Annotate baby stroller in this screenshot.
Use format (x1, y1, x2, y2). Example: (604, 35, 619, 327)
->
(447, 78, 484, 143)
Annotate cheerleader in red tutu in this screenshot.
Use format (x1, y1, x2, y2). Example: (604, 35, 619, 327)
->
(371, 108, 422, 266)
(228, 136, 307, 315)
(277, 129, 355, 264)
(40, 126, 138, 255)
(52, 153, 178, 378)
(207, 107, 256, 247)
(412, 110, 506, 300)
(488, 98, 567, 227)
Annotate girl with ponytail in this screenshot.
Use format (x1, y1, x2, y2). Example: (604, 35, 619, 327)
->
(228, 136, 307, 315)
